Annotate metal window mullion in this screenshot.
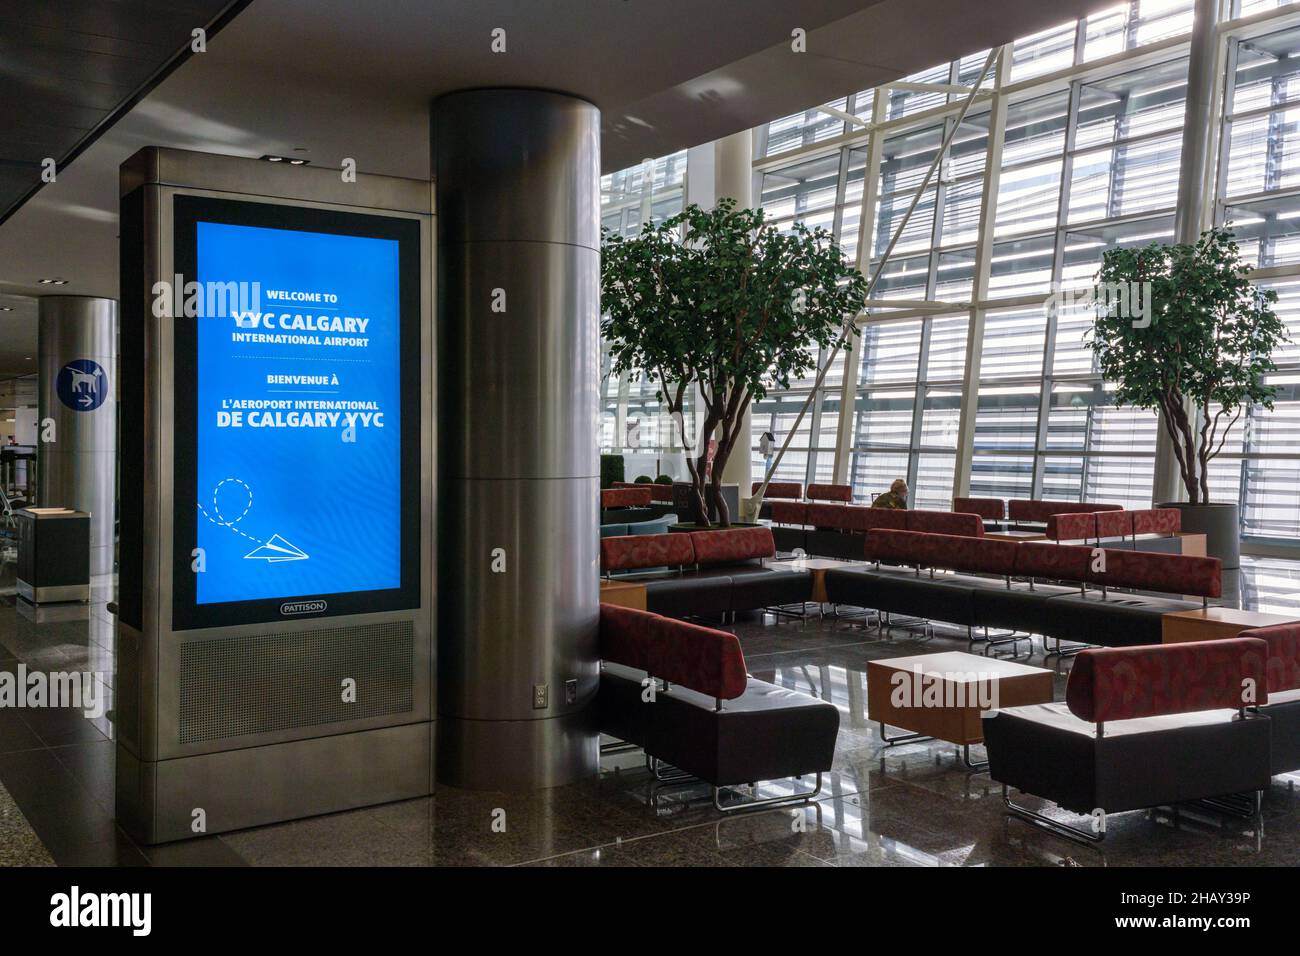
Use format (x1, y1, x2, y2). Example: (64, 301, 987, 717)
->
(806, 347, 830, 487)
(954, 46, 1013, 497)
(1032, 74, 1084, 499)
(1104, 92, 1133, 220)
(812, 145, 854, 490)
(835, 93, 888, 486)
(908, 323, 933, 493)
(1214, 36, 1241, 226)
(909, 66, 960, 496)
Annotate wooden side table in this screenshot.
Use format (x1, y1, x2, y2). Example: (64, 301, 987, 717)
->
(599, 579, 647, 611)
(984, 529, 1047, 541)
(1162, 606, 1299, 644)
(769, 557, 863, 603)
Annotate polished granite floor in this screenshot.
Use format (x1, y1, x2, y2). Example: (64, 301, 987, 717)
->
(1, 549, 1300, 867)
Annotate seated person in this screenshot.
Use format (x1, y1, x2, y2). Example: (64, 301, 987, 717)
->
(870, 478, 909, 510)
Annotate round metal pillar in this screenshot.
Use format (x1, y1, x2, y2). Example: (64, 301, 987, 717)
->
(433, 89, 600, 789)
(37, 296, 118, 577)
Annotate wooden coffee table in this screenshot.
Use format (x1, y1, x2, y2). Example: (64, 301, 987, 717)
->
(984, 529, 1047, 541)
(1162, 606, 1299, 644)
(867, 650, 1054, 768)
(599, 579, 647, 611)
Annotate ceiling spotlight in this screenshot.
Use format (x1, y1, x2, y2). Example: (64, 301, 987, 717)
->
(288, 158, 307, 165)
(38, 278, 68, 285)
(262, 155, 283, 162)
(0, 306, 12, 312)
(261, 154, 309, 166)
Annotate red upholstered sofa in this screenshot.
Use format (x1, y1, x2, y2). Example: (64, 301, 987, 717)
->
(614, 480, 674, 503)
(752, 481, 802, 500)
(597, 603, 838, 811)
(601, 486, 652, 509)
(1046, 507, 1181, 545)
(767, 504, 984, 558)
(953, 497, 1006, 521)
(806, 483, 852, 502)
(823, 528, 1221, 648)
(1008, 499, 1123, 523)
(1241, 623, 1300, 774)
(753, 481, 804, 520)
(984, 638, 1271, 843)
(600, 526, 813, 619)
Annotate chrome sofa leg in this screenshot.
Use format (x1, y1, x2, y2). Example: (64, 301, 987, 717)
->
(712, 773, 823, 814)
(647, 755, 694, 783)
(1193, 790, 1264, 819)
(1003, 785, 1105, 845)
(962, 743, 988, 771)
(879, 722, 933, 746)
(600, 740, 641, 757)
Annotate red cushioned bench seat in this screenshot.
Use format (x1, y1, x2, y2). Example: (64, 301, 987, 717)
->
(599, 527, 813, 619)
(821, 529, 1222, 648)
(984, 639, 1271, 842)
(597, 604, 838, 810)
(1241, 623, 1300, 774)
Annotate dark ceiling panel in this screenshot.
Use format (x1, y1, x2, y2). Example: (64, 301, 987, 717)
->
(0, 0, 251, 225)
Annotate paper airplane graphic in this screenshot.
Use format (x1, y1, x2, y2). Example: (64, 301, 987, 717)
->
(244, 534, 309, 562)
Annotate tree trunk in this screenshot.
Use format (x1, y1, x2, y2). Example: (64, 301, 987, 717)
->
(1162, 394, 1200, 505)
(710, 469, 729, 526)
(689, 407, 723, 527)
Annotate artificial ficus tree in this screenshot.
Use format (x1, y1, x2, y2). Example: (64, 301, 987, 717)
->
(1088, 227, 1286, 505)
(601, 199, 867, 526)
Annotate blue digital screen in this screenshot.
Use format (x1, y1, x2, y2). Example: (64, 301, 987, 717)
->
(194, 222, 402, 605)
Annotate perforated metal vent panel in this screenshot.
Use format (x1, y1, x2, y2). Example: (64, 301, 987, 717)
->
(179, 621, 414, 744)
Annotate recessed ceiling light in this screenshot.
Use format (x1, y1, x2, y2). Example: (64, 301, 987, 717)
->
(261, 154, 309, 166)
(38, 278, 67, 285)
(0, 306, 11, 312)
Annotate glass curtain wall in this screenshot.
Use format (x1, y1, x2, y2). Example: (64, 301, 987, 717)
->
(600, 0, 1300, 548)
(598, 152, 690, 467)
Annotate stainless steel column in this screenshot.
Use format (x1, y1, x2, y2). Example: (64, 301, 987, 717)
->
(37, 296, 118, 576)
(433, 89, 600, 789)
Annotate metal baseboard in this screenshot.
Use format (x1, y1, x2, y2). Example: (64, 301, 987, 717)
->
(116, 720, 434, 844)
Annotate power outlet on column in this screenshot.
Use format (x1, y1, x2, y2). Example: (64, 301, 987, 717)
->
(533, 683, 548, 709)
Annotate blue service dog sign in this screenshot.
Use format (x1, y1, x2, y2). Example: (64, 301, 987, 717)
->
(56, 358, 109, 411)
(193, 221, 402, 606)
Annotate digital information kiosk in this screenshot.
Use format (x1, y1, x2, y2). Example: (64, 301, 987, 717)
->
(116, 148, 433, 843)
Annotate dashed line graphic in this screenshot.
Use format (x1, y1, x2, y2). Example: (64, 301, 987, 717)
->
(197, 478, 309, 561)
(197, 477, 258, 542)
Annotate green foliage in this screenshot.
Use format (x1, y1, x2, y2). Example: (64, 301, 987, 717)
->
(633, 475, 653, 484)
(1088, 227, 1286, 503)
(654, 475, 673, 484)
(601, 199, 866, 524)
(599, 453, 625, 490)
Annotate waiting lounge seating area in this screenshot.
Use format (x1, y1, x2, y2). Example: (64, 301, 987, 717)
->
(590, 509, 1300, 850)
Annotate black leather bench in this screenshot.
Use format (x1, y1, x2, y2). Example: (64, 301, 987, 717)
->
(598, 603, 838, 811)
(984, 638, 1271, 843)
